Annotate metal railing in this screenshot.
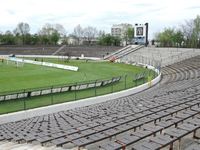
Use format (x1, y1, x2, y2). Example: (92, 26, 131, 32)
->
(0, 76, 122, 101)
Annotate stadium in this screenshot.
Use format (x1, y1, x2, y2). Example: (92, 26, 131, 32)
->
(0, 43, 200, 150)
(0, 0, 200, 148)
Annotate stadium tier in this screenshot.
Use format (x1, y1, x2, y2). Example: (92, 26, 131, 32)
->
(0, 45, 120, 57)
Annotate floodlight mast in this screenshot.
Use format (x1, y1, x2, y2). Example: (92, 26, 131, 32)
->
(145, 23, 148, 46)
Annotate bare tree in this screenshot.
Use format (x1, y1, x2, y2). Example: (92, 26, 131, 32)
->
(98, 30, 105, 37)
(181, 15, 200, 48)
(193, 15, 200, 48)
(38, 23, 61, 45)
(73, 24, 83, 45)
(83, 26, 98, 45)
(38, 23, 54, 36)
(181, 19, 194, 47)
(13, 22, 30, 45)
(55, 24, 67, 37)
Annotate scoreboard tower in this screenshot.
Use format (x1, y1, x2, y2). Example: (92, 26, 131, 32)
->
(133, 23, 148, 46)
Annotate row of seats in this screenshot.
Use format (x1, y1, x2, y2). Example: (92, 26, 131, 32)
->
(161, 56, 200, 84)
(121, 47, 200, 68)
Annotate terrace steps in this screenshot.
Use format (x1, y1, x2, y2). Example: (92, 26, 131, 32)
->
(0, 45, 119, 58)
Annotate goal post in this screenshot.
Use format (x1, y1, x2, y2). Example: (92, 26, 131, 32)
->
(0, 56, 5, 62)
(3, 57, 24, 67)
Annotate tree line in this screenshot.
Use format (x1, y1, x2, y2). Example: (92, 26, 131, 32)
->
(0, 23, 134, 46)
(155, 15, 200, 48)
(0, 23, 64, 45)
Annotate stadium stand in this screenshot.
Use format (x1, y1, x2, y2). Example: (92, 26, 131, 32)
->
(0, 45, 58, 55)
(121, 47, 200, 67)
(0, 54, 200, 149)
(54, 46, 121, 58)
(0, 45, 120, 57)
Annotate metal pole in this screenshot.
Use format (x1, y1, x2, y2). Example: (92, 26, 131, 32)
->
(51, 86, 53, 105)
(124, 75, 127, 89)
(143, 72, 145, 83)
(51, 94, 53, 105)
(95, 80, 97, 96)
(133, 73, 135, 86)
(136, 79, 137, 86)
(75, 83, 77, 100)
(24, 98, 26, 110)
(111, 82, 113, 93)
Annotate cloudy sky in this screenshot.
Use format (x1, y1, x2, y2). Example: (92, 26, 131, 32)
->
(0, 0, 199, 38)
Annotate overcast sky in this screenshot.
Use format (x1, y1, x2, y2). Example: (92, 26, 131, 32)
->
(0, 0, 199, 39)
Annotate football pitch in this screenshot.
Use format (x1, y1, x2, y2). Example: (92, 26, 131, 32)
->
(0, 58, 148, 92)
(0, 58, 154, 114)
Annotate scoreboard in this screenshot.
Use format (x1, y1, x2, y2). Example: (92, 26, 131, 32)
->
(135, 25, 146, 37)
(133, 23, 148, 45)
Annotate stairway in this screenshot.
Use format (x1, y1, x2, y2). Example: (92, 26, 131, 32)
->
(52, 45, 66, 56)
(104, 45, 144, 60)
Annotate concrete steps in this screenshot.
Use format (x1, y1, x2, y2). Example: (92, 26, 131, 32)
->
(104, 45, 143, 60)
(52, 45, 66, 56)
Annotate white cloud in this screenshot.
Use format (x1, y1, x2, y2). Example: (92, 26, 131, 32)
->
(0, 0, 199, 38)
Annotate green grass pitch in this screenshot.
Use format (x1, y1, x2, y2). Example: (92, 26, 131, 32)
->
(0, 59, 147, 92)
(0, 58, 154, 114)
